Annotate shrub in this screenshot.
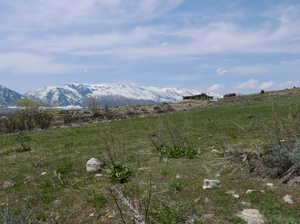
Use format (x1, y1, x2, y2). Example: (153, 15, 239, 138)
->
(150, 119, 198, 159)
(15, 132, 32, 153)
(107, 164, 132, 183)
(34, 111, 53, 129)
(151, 203, 190, 224)
(232, 106, 300, 182)
(156, 144, 198, 159)
(1, 110, 53, 133)
(0, 207, 38, 224)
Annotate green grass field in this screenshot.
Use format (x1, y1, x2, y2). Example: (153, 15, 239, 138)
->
(1, 94, 300, 223)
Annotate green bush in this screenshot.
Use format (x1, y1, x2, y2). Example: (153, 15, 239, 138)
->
(157, 144, 198, 159)
(1, 110, 53, 133)
(15, 132, 32, 153)
(107, 164, 132, 183)
(0, 207, 38, 224)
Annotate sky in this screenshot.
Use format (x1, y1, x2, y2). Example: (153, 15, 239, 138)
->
(0, 0, 300, 94)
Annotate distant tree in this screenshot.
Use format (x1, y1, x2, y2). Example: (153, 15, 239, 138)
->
(86, 96, 100, 112)
(16, 99, 40, 109)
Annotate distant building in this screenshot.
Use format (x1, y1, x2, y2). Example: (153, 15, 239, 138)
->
(224, 93, 237, 98)
(183, 93, 213, 101)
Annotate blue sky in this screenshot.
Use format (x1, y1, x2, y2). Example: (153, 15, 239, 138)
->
(0, 0, 300, 94)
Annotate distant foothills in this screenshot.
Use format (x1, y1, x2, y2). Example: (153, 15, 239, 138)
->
(0, 83, 211, 108)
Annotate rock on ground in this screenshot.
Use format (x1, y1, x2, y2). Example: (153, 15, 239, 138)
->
(237, 209, 265, 224)
(288, 176, 300, 186)
(86, 158, 104, 172)
(283, 195, 294, 204)
(203, 179, 221, 189)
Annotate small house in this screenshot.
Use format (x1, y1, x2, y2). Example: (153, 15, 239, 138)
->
(183, 93, 213, 101)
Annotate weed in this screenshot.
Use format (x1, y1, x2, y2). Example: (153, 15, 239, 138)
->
(151, 203, 189, 224)
(15, 132, 32, 152)
(107, 164, 132, 183)
(150, 118, 198, 159)
(0, 207, 38, 224)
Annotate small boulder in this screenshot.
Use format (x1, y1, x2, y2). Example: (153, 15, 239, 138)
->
(94, 173, 103, 179)
(203, 179, 221, 189)
(237, 209, 265, 224)
(288, 176, 300, 186)
(283, 195, 294, 204)
(226, 190, 240, 199)
(2, 180, 16, 189)
(86, 158, 104, 172)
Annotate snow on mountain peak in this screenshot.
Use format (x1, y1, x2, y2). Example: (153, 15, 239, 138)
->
(25, 82, 204, 107)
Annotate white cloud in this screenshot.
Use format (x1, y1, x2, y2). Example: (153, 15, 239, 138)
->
(217, 65, 269, 76)
(237, 79, 274, 91)
(207, 84, 224, 92)
(0, 53, 70, 74)
(4, 0, 184, 27)
(3, 4, 300, 62)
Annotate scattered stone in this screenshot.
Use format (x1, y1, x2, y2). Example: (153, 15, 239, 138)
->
(226, 190, 240, 199)
(241, 201, 252, 207)
(86, 158, 104, 172)
(211, 149, 220, 154)
(40, 172, 47, 176)
(237, 209, 265, 224)
(203, 179, 221, 189)
(94, 173, 103, 178)
(283, 195, 294, 204)
(2, 180, 16, 189)
(24, 176, 33, 184)
(288, 176, 300, 186)
(202, 214, 215, 220)
(204, 197, 210, 204)
(53, 199, 62, 208)
(185, 215, 200, 224)
(138, 167, 150, 171)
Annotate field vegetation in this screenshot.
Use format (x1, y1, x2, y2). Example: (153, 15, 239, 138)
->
(1, 88, 300, 223)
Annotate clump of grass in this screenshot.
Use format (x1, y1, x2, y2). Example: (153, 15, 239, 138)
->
(150, 118, 198, 159)
(231, 104, 300, 183)
(15, 132, 32, 153)
(107, 164, 132, 183)
(151, 203, 191, 224)
(101, 130, 133, 183)
(0, 207, 38, 224)
(1, 110, 53, 133)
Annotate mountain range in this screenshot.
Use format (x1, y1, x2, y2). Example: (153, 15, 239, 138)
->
(0, 83, 206, 107)
(0, 85, 24, 106)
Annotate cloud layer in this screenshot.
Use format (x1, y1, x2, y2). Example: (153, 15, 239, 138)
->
(0, 1, 299, 93)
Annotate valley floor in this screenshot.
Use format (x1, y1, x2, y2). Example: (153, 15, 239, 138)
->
(1, 90, 300, 223)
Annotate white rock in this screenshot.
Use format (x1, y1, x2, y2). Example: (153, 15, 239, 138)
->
(40, 172, 47, 176)
(266, 183, 274, 188)
(241, 201, 252, 207)
(2, 180, 16, 189)
(237, 209, 265, 224)
(226, 190, 240, 199)
(94, 173, 103, 178)
(86, 158, 103, 172)
(283, 195, 294, 204)
(246, 189, 256, 194)
(203, 179, 221, 189)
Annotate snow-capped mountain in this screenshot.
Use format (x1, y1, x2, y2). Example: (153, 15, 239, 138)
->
(0, 85, 24, 106)
(26, 83, 201, 107)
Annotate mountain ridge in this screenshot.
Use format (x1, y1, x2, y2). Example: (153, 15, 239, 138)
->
(0, 85, 24, 106)
(25, 82, 204, 107)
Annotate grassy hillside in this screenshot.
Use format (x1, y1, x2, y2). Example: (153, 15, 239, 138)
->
(1, 91, 300, 223)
